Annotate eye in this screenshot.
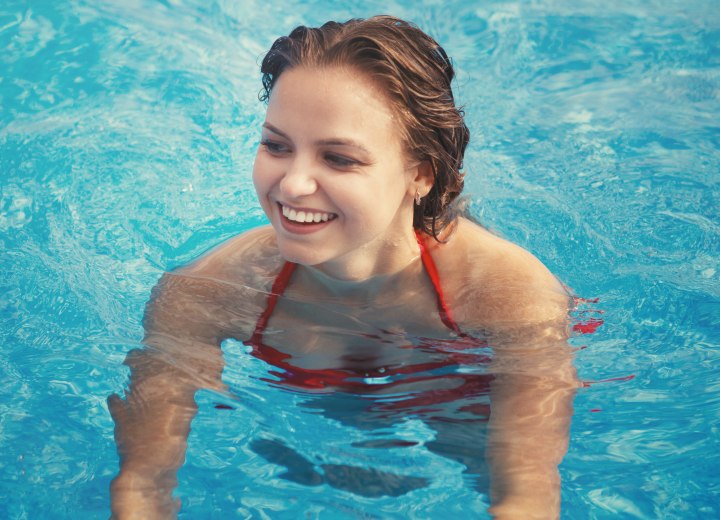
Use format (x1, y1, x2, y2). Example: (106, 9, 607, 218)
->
(324, 152, 359, 169)
(260, 139, 290, 156)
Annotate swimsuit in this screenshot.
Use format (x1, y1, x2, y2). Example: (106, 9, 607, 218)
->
(243, 230, 492, 412)
(247, 230, 464, 344)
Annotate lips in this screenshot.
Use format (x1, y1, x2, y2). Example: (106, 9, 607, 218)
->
(277, 203, 337, 234)
(281, 203, 337, 224)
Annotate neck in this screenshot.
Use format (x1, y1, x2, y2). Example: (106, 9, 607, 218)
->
(317, 227, 422, 280)
(297, 254, 423, 304)
(296, 230, 424, 302)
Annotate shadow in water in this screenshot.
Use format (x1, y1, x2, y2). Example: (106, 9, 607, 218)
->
(251, 438, 430, 498)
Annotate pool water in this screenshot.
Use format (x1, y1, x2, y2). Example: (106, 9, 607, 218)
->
(1, 0, 718, 518)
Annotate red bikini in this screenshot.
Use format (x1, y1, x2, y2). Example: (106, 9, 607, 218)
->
(243, 230, 490, 399)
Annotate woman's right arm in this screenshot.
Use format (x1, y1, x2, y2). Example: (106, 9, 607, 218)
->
(108, 273, 229, 519)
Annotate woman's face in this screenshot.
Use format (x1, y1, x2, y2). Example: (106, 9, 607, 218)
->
(252, 66, 425, 280)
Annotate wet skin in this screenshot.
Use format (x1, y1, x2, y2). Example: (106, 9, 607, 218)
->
(108, 65, 578, 519)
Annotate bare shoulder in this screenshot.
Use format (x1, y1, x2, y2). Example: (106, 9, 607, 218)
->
(144, 226, 283, 342)
(177, 225, 283, 283)
(432, 218, 571, 332)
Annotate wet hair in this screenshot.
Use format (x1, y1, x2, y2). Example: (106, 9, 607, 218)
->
(259, 15, 470, 241)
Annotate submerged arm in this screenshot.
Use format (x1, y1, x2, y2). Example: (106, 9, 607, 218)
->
(109, 273, 228, 519)
(486, 321, 578, 519)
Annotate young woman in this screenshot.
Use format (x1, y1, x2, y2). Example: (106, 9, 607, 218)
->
(109, 16, 578, 519)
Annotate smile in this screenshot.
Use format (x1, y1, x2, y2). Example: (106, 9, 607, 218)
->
(280, 203, 337, 224)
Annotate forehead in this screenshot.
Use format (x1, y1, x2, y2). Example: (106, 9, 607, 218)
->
(265, 66, 404, 148)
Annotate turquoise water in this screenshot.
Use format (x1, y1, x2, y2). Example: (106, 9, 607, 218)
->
(1, 0, 719, 518)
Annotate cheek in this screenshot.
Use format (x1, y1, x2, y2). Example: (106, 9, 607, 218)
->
(252, 153, 275, 195)
(337, 178, 404, 222)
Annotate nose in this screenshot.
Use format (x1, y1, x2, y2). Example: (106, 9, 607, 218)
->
(279, 156, 318, 199)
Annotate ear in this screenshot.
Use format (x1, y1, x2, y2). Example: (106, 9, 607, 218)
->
(410, 160, 434, 198)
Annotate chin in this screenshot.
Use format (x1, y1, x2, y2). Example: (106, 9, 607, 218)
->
(276, 241, 328, 267)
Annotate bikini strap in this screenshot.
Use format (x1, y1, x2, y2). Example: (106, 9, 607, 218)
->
(250, 232, 463, 343)
(248, 260, 297, 345)
(415, 229, 464, 336)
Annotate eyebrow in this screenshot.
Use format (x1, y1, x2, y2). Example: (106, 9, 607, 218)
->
(262, 123, 372, 155)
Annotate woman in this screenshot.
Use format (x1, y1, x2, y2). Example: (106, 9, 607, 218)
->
(109, 16, 578, 519)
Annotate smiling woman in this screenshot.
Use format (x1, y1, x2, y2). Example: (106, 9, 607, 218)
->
(108, 15, 578, 519)
(254, 66, 423, 276)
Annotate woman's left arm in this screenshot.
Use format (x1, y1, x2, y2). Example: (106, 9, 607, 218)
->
(485, 316, 578, 520)
(448, 224, 579, 519)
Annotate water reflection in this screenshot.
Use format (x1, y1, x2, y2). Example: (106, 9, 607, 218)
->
(110, 269, 577, 514)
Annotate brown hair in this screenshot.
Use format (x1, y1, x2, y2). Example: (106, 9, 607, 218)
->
(259, 15, 470, 241)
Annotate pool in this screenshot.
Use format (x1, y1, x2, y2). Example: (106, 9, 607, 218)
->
(1, 0, 718, 518)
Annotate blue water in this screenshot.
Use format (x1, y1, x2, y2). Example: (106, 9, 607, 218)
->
(1, 0, 718, 518)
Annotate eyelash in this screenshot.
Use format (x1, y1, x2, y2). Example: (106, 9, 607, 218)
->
(261, 140, 361, 169)
(260, 139, 288, 155)
(324, 153, 359, 168)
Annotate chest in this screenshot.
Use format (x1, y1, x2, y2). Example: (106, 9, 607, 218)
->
(265, 292, 456, 370)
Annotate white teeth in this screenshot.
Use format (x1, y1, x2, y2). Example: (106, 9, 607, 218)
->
(281, 204, 334, 224)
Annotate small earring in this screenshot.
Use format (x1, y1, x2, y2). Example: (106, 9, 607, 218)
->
(414, 190, 422, 206)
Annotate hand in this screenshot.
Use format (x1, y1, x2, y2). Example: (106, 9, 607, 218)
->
(110, 471, 181, 520)
(489, 498, 559, 520)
